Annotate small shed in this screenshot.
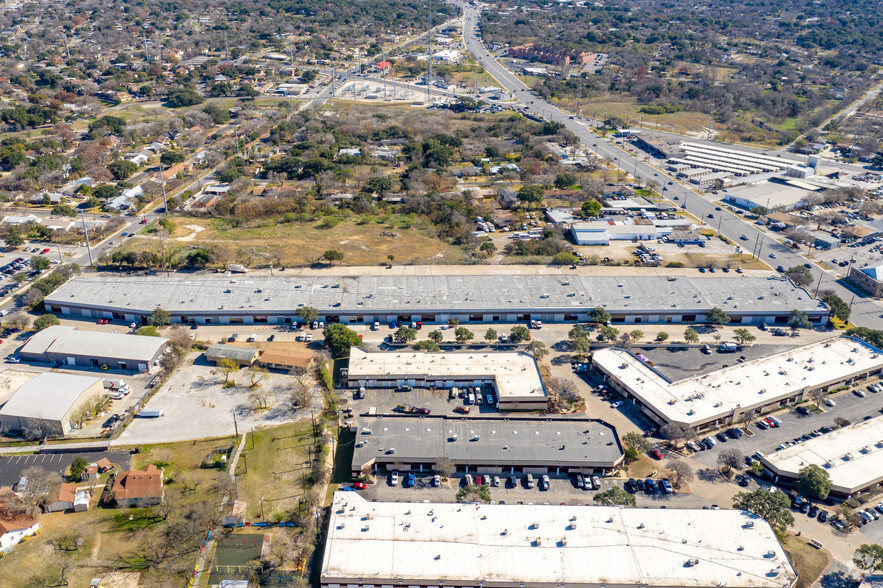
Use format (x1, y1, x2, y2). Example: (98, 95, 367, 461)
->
(205, 344, 260, 366)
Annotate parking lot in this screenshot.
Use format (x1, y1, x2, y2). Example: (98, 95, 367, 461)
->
(0, 450, 131, 487)
(684, 384, 883, 469)
(355, 472, 714, 508)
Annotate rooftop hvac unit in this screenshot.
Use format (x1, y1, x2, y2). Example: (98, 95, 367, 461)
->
(765, 551, 776, 558)
(501, 529, 509, 536)
(686, 559, 699, 567)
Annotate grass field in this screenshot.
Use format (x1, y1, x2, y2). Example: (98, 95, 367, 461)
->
(780, 533, 830, 588)
(234, 421, 316, 520)
(119, 214, 469, 267)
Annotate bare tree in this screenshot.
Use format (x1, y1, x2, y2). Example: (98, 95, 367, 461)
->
(247, 365, 267, 389)
(8, 312, 31, 331)
(717, 449, 743, 477)
(290, 375, 316, 409)
(810, 388, 827, 409)
(248, 389, 271, 410)
(20, 466, 61, 513)
(667, 458, 694, 488)
(436, 457, 455, 479)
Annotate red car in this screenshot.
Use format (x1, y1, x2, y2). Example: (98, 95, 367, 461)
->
(351, 482, 367, 490)
(475, 475, 482, 485)
(453, 406, 470, 414)
(140, 219, 148, 224)
(41, 248, 50, 254)
(650, 449, 664, 460)
(97, 318, 109, 324)
(415, 407, 431, 415)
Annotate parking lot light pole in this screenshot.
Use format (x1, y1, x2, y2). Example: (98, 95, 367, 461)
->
(80, 211, 94, 267)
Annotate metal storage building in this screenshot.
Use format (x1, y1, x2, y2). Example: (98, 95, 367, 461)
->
(0, 373, 105, 436)
(19, 326, 168, 372)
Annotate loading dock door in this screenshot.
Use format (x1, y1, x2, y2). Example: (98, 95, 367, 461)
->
(66, 357, 75, 366)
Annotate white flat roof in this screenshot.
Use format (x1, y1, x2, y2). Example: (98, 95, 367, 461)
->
(347, 349, 546, 400)
(322, 492, 797, 588)
(20, 325, 168, 362)
(0, 373, 102, 421)
(592, 337, 883, 427)
(762, 415, 883, 495)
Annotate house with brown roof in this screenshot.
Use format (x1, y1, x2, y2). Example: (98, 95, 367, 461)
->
(0, 487, 41, 553)
(111, 464, 165, 508)
(44, 482, 89, 513)
(81, 457, 114, 481)
(258, 350, 314, 374)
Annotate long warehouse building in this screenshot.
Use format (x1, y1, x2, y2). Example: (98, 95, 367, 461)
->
(43, 273, 829, 327)
(349, 414, 623, 476)
(592, 336, 883, 432)
(321, 492, 798, 588)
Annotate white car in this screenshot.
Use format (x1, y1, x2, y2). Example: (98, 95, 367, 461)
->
(824, 398, 836, 407)
(305, 333, 313, 342)
(390, 471, 399, 486)
(611, 401, 624, 409)
(6, 357, 19, 363)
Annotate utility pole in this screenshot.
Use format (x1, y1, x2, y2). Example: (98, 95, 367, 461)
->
(142, 36, 149, 62)
(157, 164, 168, 213)
(234, 126, 241, 158)
(233, 410, 239, 437)
(80, 211, 94, 267)
(331, 66, 336, 97)
(224, 32, 230, 59)
(289, 38, 294, 67)
(62, 34, 71, 61)
(813, 271, 824, 297)
(577, 85, 581, 119)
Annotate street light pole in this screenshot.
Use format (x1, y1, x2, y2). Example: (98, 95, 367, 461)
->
(158, 164, 168, 213)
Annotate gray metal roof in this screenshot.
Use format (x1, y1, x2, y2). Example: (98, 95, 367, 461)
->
(45, 273, 828, 316)
(0, 373, 103, 421)
(21, 325, 168, 362)
(351, 415, 623, 469)
(206, 344, 260, 362)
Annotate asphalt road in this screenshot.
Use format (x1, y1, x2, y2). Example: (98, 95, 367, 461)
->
(460, 1, 883, 330)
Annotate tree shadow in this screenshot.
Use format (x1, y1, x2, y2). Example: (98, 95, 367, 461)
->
(697, 468, 721, 483)
(816, 569, 859, 588)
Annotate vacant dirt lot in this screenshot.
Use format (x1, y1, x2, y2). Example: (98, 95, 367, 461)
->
(111, 351, 324, 446)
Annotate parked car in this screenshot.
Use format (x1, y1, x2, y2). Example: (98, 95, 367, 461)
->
(351, 482, 367, 490)
(649, 448, 663, 460)
(390, 471, 399, 486)
(432, 475, 441, 487)
(540, 475, 550, 490)
(824, 398, 835, 407)
(855, 389, 867, 398)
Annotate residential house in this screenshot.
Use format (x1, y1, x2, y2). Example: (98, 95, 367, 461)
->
(111, 464, 165, 508)
(0, 487, 40, 553)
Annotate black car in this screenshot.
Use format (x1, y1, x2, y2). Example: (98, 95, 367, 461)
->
(627, 478, 637, 492)
(738, 476, 750, 487)
(799, 502, 810, 514)
(796, 406, 811, 416)
(808, 505, 819, 517)
(508, 476, 517, 488)
(636, 478, 646, 492)
(644, 479, 655, 494)
(817, 510, 828, 522)
(716, 432, 729, 442)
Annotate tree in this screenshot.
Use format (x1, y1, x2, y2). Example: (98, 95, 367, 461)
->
(323, 324, 362, 358)
(581, 200, 602, 218)
(150, 307, 170, 326)
(589, 307, 610, 324)
(509, 325, 531, 342)
(296, 306, 319, 324)
(19, 466, 60, 512)
(68, 457, 88, 482)
(484, 328, 497, 343)
(598, 325, 619, 341)
(788, 309, 811, 331)
(594, 486, 636, 506)
(854, 544, 883, 572)
(160, 151, 185, 167)
(456, 484, 491, 503)
(322, 250, 344, 265)
(107, 159, 138, 180)
(667, 458, 694, 488)
(412, 340, 440, 351)
(33, 313, 60, 331)
(552, 252, 579, 265)
(822, 294, 850, 322)
(517, 184, 544, 208)
(733, 328, 756, 345)
(797, 464, 832, 500)
(717, 449, 743, 476)
(30, 256, 50, 271)
(454, 327, 474, 343)
(705, 307, 730, 325)
(784, 265, 813, 287)
(684, 327, 699, 342)
(809, 387, 827, 409)
(217, 358, 239, 383)
(733, 488, 794, 532)
(436, 457, 455, 479)
(166, 87, 205, 107)
(554, 172, 577, 189)
(656, 331, 669, 342)
(428, 330, 444, 343)
(395, 326, 417, 343)
(447, 318, 460, 327)
(629, 329, 643, 342)
(4, 231, 24, 247)
(622, 431, 651, 454)
(525, 340, 548, 359)
(8, 312, 30, 331)
(186, 248, 213, 267)
(660, 423, 692, 448)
